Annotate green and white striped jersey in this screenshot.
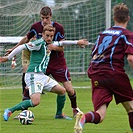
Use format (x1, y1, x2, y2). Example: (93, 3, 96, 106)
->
(22, 38, 78, 73)
(25, 38, 51, 73)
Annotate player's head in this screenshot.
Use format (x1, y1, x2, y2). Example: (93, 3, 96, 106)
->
(42, 24, 55, 44)
(113, 3, 130, 24)
(40, 6, 52, 27)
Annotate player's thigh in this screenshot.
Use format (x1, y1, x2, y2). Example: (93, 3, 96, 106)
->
(48, 66, 71, 82)
(112, 74, 133, 104)
(50, 84, 66, 95)
(91, 77, 113, 111)
(122, 101, 133, 113)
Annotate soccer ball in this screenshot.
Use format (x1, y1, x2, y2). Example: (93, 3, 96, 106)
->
(19, 110, 35, 125)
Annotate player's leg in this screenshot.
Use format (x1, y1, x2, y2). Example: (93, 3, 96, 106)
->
(42, 71, 72, 120)
(3, 99, 34, 121)
(50, 83, 72, 120)
(113, 73, 133, 132)
(74, 74, 113, 133)
(122, 101, 133, 131)
(74, 104, 106, 133)
(63, 80, 81, 117)
(3, 93, 41, 121)
(3, 72, 43, 121)
(21, 50, 30, 101)
(50, 66, 80, 117)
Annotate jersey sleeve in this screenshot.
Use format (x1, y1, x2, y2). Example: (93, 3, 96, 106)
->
(53, 22, 65, 41)
(53, 40, 78, 46)
(125, 33, 133, 55)
(25, 39, 44, 51)
(26, 26, 36, 40)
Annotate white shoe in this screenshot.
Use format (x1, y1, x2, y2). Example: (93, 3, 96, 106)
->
(74, 111, 84, 133)
(73, 107, 81, 118)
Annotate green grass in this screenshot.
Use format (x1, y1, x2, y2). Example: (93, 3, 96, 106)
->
(1, 80, 133, 133)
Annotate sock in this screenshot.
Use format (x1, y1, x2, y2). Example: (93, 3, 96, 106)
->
(68, 90, 77, 108)
(23, 89, 30, 101)
(22, 73, 26, 94)
(56, 94, 66, 115)
(128, 112, 133, 130)
(85, 111, 101, 124)
(22, 73, 30, 101)
(8, 100, 34, 113)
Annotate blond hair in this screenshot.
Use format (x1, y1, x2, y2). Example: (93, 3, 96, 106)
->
(43, 24, 55, 33)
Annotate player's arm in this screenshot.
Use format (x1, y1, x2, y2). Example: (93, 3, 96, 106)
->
(0, 45, 27, 63)
(53, 39, 88, 48)
(47, 44, 64, 51)
(127, 54, 133, 69)
(5, 36, 30, 56)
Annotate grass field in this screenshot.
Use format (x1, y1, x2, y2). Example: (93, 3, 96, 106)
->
(1, 80, 133, 133)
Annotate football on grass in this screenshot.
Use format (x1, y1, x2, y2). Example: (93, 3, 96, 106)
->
(19, 110, 35, 125)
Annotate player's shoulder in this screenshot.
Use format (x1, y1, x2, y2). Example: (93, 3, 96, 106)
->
(123, 29, 133, 36)
(31, 21, 42, 27)
(32, 38, 44, 45)
(103, 26, 133, 36)
(53, 21, 64, 29)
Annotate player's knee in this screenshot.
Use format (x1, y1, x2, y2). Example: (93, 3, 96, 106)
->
(32, 100, 40, 106)
(31, 96, 41, 106)
(67, 89, 75, 96)
(60, 87, 66, 95)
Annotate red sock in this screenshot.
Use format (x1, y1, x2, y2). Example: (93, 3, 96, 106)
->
(128, 112, 133, 130)
(85, 111, 101, 124)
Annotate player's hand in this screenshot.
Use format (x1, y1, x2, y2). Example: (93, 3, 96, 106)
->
(5, 48, 13, 56)
(0, 56, 8, 63)
(47, 44, 55, 51)
(11, 56, 17, 69)
(77, 39, 89, 48)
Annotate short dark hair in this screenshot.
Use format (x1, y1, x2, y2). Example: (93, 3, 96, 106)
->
(113, 3, 129, 23)
(40, 6, 52, 16)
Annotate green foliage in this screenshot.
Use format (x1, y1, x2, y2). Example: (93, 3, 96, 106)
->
(1, 80, 133, 133)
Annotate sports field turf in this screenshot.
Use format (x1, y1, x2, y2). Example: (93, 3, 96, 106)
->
(1, 80, 133, 133)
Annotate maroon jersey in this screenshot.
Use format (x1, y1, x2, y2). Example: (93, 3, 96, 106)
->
(88, 26, 133, 77)
(26, 21, 70, 82)
(26, 21, 66, 68)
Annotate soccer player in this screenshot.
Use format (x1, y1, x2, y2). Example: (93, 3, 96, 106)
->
(74, 3, 133, 133)
(0, 24, 88, 121)
(6, 6, 81, 119)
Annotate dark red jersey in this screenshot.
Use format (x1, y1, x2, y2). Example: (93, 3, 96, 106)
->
(88, 26, 133, 77)
(26, 21, 66, 69)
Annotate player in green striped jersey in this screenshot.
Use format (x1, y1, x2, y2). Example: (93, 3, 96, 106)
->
(0, 24, 88, 121)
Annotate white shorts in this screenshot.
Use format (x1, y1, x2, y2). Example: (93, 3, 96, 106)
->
(25, 72, 58, 96)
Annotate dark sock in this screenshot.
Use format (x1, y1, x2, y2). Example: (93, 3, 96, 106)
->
(128, 112, 133, 130)
(85, 111, 101, 124)
(22, 73, 30, 102)
(68, 90, 77, 108)
(56, 94, 66, 115)
(22, 73, 26, 94)
(23, 89, 30, 101)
